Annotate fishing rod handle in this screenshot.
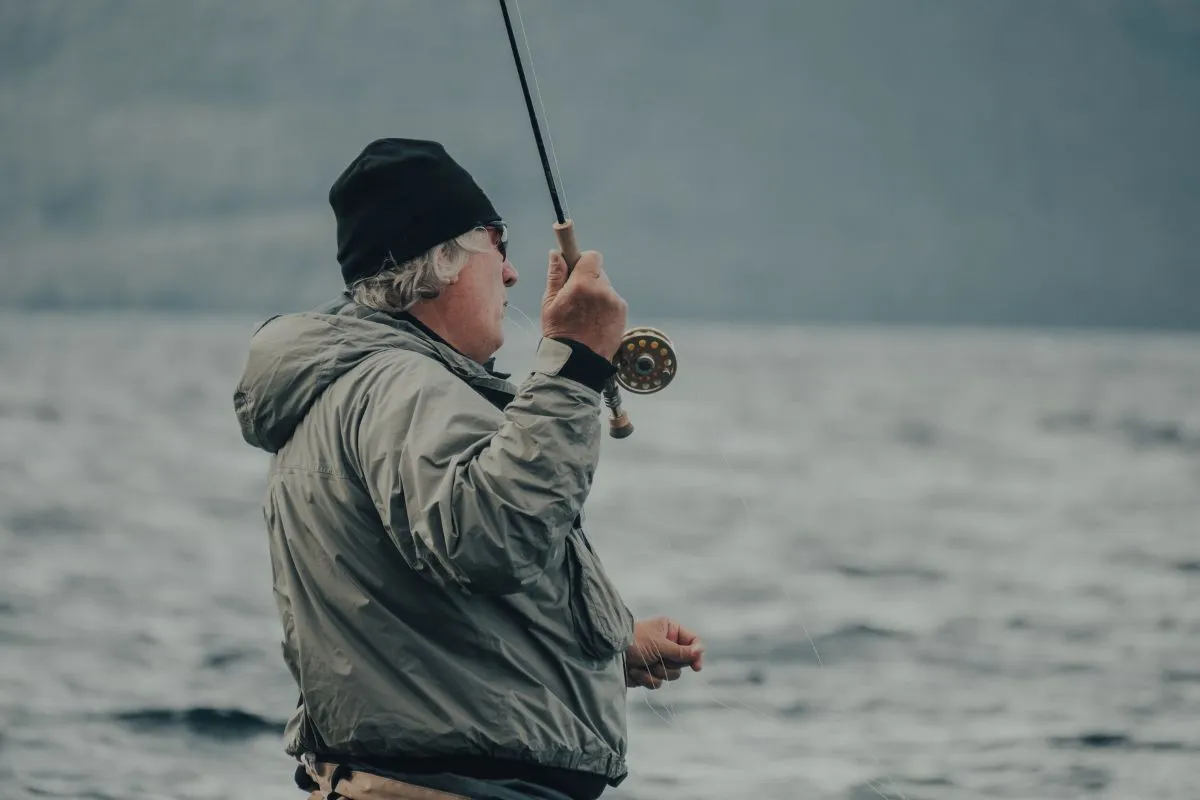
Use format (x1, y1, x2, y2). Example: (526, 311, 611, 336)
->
(553, 219, 582, 270)
(551, 219, 633, 439)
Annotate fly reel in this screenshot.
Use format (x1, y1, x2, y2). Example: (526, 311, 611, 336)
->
(612, 327, 677, 394)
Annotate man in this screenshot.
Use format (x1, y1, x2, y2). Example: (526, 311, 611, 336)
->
(233, 138, 704, 800)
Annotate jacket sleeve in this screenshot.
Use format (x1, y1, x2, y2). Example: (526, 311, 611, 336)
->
(354, 337, 606, 595)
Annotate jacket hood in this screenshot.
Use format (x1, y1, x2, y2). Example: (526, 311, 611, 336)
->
(233, 299, 509, 453)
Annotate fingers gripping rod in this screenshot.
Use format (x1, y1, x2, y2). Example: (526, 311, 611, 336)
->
(497, 0, 675, 438)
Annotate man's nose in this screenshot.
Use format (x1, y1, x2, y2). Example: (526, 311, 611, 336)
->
(503, 263, 518, 287)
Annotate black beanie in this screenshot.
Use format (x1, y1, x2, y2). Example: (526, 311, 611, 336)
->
(329, 138, 500, 286)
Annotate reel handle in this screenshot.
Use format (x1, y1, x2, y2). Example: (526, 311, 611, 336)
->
(551, 218, 634, 439)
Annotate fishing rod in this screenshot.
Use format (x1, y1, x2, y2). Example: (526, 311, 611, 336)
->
(497, 0, 677, 439)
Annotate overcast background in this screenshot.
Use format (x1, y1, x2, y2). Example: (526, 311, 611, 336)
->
(4, 4, 1200, 799)
(2, 0, 1198, 328)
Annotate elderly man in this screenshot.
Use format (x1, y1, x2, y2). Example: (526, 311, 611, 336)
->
(233, 138, 704, 800)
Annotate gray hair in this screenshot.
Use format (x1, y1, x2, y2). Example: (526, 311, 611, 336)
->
(350, 227, 492, 313)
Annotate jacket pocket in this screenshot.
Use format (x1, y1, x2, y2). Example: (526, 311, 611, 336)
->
(565, 526, 635, 662)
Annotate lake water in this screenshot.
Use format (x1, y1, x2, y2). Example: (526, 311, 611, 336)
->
(1, 311, 1197, 799)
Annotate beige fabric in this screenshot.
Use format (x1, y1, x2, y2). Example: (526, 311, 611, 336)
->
(304, 760, 470, 800)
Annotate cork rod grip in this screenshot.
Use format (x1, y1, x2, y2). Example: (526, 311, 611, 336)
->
(553, 220, 582, 271)
(551, 217, 633, 439)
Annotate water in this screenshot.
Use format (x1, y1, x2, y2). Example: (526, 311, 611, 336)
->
(1, 311, 1198, 799)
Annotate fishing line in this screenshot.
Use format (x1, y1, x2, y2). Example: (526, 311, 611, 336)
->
(512, 0, 572, 223)
(499, 0, 568, 225)
(653, 454, 909, 800)
(504, 303, 539, 334)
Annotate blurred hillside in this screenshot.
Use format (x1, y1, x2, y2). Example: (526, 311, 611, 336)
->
(2, 0, 1198, 328)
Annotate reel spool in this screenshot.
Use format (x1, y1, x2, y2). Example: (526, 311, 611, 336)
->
(612, 327, 677, 395)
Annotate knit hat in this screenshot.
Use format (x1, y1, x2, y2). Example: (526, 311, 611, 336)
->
(329, 138, 500, 286)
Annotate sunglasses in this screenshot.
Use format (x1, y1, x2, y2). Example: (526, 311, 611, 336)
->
(478, 221, 509, 260)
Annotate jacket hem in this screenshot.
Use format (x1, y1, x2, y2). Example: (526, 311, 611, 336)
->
(285, 735, 629, 786)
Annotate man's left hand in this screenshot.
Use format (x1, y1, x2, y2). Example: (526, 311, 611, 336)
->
(625, 616, 704, 690)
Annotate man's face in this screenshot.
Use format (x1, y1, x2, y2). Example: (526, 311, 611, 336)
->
(441, 226, 518, 362)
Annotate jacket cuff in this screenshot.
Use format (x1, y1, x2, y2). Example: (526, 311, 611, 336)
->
(533, 337, 617, 393)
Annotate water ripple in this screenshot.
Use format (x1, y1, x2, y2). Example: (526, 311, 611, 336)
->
(105, 707, 285, 740)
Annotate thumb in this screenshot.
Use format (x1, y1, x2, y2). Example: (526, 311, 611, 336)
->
(645, 637, 703, 667)
(545, 250, 568, 297)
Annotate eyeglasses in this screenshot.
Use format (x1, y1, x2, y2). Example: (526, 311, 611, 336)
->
(478, 221, 508, 260)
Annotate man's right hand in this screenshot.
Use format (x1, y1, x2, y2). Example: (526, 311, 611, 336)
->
(541, 249, 628, 361)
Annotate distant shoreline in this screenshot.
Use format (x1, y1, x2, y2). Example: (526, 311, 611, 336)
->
(2, 305, 1197, 339)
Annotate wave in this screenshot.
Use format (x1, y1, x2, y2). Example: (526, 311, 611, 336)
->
(1163, 669, 1200, 684)
(108, 706, 285, 739)
(1117, 417, 1200, 452)
(5, 505, 91, 536)
(847, 776, 953, 800)
(723, 624, 916, 665)
(0, 400, 61, 423)
(203, 647, 255, 669)
(629, 695, 813, 728)
(1048, 731, 1199, 752)
(704, 668, 768, 687)
(1040, 410, 1200, 454)
(813, 623, 914, 646)
(834, 563, 944, 582)
(197, 496, 262, 523)
(893, 419, 941, 449)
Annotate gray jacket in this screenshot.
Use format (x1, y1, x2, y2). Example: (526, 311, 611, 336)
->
(233, 298, 634, 788)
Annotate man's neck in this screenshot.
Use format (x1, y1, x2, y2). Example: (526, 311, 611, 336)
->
(404, 304, 482, 364)
(402, 305, 451, 345)
(398, 305, 506, 379)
